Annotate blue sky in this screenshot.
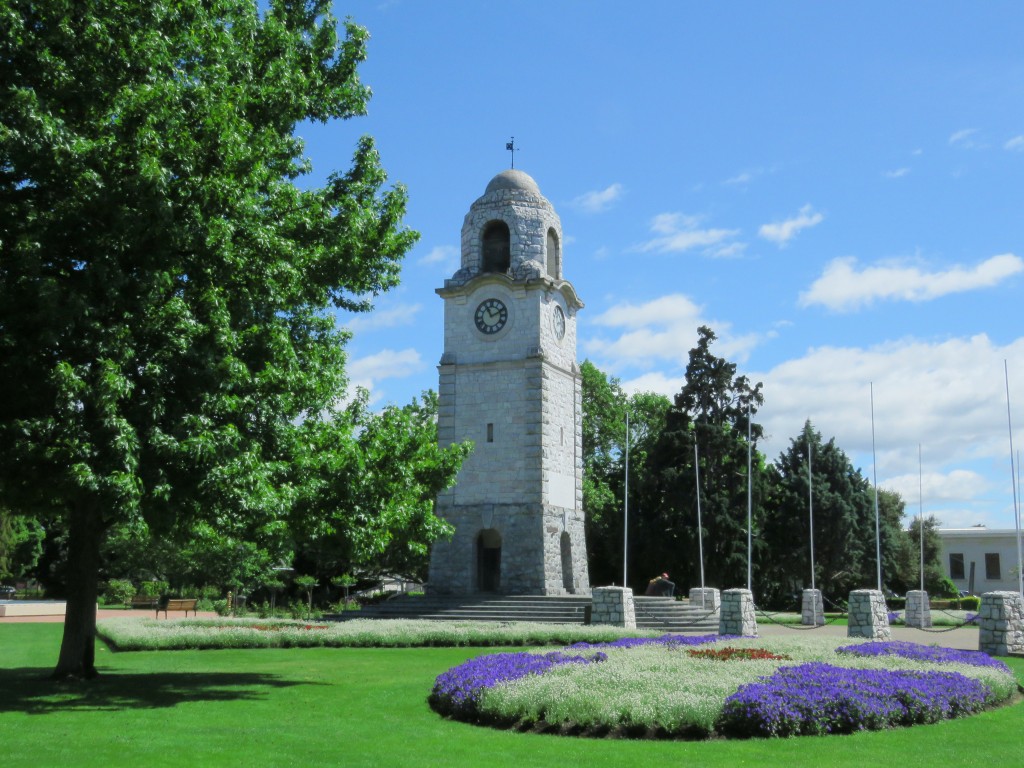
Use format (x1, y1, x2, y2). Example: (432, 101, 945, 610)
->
(298, 2, 1023, 530)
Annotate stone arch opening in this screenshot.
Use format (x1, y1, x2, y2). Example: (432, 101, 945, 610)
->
(546, 228, 560, 278)
(476, 528, 502, 592)
(560, 531, 574, 593)
(481, 220, 511, 273)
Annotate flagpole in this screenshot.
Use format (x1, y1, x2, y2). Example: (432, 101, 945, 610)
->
(808, 431, 816, 593)
(1004, 361, 1022, 597)
(871, 382, 882, 592)
(747, 400, 753, 593)
(694, 437, 705, 602)
(623, 410, 629, 590)
(918, 443, 925, 593)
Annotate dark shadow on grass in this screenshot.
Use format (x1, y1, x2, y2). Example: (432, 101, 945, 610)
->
(0, 667, 321, 715)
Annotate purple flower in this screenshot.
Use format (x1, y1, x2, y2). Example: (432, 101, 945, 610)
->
(429, 650, 606, 718)
(717, 663, 996, 738)
(836, 640, 1010, 672)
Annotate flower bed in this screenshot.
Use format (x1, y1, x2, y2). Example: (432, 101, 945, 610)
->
(430, 635, 1018, 740)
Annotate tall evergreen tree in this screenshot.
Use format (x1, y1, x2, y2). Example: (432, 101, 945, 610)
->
(638, 327, 765, 592)
(0, 1, 422, 677)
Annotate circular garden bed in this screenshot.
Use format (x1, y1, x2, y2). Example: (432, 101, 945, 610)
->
(428, 634, 1018, 739)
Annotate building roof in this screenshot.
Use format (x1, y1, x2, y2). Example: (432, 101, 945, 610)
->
(484, 169, 541, 196)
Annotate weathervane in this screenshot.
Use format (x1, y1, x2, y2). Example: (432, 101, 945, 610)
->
(505, 136, 518, 169)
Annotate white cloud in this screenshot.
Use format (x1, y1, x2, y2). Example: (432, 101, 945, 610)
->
(347, 348, 425, 397)
(591, 294, 703, 330)
(949, 128, 978, 145)
(417, 245, 459, 272)
(884, 167, 910, 178)
(345, 303, 422, 333)
(584, 294, 761, 376)
(799, 253, 1023, 312)
(1004, 135, 1024, 152)
(724, 171, 753, 185)
(751, 334, 1024, 527)
(758, 205, 824, 246)
(633, 213, 740, 254)
(572, 183, 624, 213)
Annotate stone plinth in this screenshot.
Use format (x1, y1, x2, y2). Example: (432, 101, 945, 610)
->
(801, 589, 824, 626)
(847, 589, 891, 639)
(978, 591, 1024, 656)
(719, 588, 757, 636)
(689, 587, 720, 611)
(590, 586, 636, 628)
(904, 590, 932, 628)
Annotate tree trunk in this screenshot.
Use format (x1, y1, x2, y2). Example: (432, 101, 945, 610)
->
(53, 505, 103, 679)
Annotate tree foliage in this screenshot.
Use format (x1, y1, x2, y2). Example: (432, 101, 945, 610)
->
(0, 0, 419, 677)
(637, 327, 766, 592)
(579, 361, 670, 587)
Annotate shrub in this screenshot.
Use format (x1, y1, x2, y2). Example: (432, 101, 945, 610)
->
(104, 579, 136, 606)
(139, 580, 169, 597)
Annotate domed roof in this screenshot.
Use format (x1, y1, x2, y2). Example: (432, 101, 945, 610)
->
(484, 169, 541, 196)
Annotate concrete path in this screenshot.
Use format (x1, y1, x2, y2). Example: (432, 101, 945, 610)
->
(755, 620, 982, 651)
(0, 608, 219, 624)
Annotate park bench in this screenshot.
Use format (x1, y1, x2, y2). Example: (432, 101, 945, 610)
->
(156, 597, 198, 619)
(130, 595, 160, 610)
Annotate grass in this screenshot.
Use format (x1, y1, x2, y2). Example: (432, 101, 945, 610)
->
(0, 623, 1021, 768)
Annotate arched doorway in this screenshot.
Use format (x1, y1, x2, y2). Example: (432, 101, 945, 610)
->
(560, 532, 574, 593)
(476, 529, 502, 592)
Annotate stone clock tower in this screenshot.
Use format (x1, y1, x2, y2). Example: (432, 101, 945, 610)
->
(427, 169, 590, 596)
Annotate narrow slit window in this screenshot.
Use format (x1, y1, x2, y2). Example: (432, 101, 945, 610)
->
(487, 423, 494, 443)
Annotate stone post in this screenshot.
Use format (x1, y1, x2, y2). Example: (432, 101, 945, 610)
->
(978, 591, 1024, 656)
(801, 588, 824, 626)
(688, 587, 720, 612)
(719, 588, 757, 636)
(847, 589, 891, 639)
(590, 586, 636, 629)
(904, 590, 932, 628)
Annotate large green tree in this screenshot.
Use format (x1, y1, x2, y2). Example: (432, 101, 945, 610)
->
(579, 361, 670, 587)
(760, 422, 872, 607)
(292, 390, 471, 585)
(0, 1, 417, 677)
(637, 327, 766, 592)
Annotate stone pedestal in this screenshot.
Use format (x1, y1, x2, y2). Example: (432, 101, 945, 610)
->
(847, 589, 891, 639)
(801, 589, 824, 626)
(689, 587, 720, 612)
(590, 586, 636, 628)
(904, 590, 932, 628)
(719, 588, 757, 636)
(978, 591, 1024, 656)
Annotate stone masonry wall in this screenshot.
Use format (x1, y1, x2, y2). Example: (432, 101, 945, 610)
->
(847, 589, 891, 640)
(801, 588, 824, 626)
(719, 589, 757, 636)
(590, 586, 635, 628)
(904, 590, 932, 628)
(978, 591, 1024, 656)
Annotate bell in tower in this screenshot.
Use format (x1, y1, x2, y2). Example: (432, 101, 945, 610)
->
(428, 169, 590, 596)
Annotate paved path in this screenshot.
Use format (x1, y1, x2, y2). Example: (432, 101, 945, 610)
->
(0, 608, 219, 624)
(755, 620, 981, 650)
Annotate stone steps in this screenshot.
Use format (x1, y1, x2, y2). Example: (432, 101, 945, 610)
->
(332, 593, 720, 633)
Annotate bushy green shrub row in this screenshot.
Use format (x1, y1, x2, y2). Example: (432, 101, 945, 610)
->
(96, 618, 662, 651)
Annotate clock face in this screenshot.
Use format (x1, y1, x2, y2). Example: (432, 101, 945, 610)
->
(474, 298, 508, 335)
(552, 305, 566, 339)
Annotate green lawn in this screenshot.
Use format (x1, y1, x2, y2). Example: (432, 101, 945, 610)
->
(1, 623, 1021, 768)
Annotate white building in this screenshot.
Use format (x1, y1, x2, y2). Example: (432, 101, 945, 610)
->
(935, 527, 1023, 595)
